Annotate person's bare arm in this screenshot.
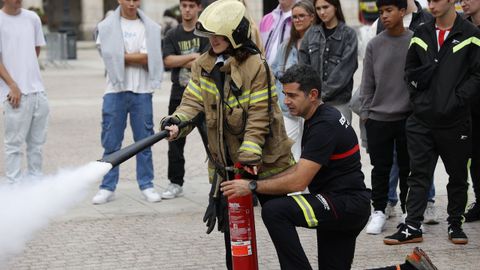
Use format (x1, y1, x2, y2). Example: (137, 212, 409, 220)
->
(0, 62, 21, 108)
(36, 46, 41, 57)
(125, 53, 148, 65)
(164, 53, 200, 69)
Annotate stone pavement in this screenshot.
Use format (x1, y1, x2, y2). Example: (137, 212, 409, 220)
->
(0, 43, 479, 269)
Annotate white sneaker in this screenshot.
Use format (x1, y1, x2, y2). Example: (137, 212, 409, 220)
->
(366, 211, 386, 234)
(161, 183, 183, 199)
(423, 201, 439, 225)
(142, 187, 162, 203)
(385, 202, 397, 219)
(92, 189, 115, 205)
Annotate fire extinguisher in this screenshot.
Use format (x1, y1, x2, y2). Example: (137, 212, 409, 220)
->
(228, 162, 258, 270)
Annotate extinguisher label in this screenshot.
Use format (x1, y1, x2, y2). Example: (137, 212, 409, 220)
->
(231, 240, 252, 256)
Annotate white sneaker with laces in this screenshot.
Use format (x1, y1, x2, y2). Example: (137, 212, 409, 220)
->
(385, 202, 397, 219)
(142, 188, 162, 202)
(423, 201, 439, 224)
(161, 183, 183, 199)
(366, 211, 386, 234)
(92, 189, 115, 205)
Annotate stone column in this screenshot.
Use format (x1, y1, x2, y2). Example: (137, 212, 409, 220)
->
(80, 0, 104, 40)
(142, 0, 177, 24)
(341, 0, 360, 26)
(23, 0, 43, 8)
(244, 0, 263, 25)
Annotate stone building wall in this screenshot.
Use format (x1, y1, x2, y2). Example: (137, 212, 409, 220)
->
(39, 0, 359, 40)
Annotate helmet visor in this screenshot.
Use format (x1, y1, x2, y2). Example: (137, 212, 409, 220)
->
(194, 22, 214, 38)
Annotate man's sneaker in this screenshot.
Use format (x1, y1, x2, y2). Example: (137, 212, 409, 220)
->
(384, 223, 423, 245)
(406, 247, 438, 270)
(92, 189, 115, 205)
(423, 201, 439, 225)
(161, 183, 183, 199)
(385, 201, 397, 219)
(464, 202, 480, 222)
(400, 213, 426, 233)
(142, 188, 162, 203)
(366, 211, 386, 234)
(448, 224, 468, 244)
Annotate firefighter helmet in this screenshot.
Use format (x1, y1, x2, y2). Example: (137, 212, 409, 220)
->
(195, 0, 251, 49)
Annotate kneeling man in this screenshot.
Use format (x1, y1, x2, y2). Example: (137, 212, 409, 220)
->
(221, 64, 371, 270)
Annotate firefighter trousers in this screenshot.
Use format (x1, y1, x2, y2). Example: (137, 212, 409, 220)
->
(261, 192, 370, 270)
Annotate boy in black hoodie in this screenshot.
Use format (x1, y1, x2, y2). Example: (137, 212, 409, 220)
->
(384, 0, 480, 245)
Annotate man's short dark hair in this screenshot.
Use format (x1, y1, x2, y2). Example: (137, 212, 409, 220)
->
(376, 0, 407, 9)
(180, 0, 202, 5)
(279, 64, 322, 98)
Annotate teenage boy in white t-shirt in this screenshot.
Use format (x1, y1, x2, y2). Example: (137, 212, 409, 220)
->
(93, 0, 164, 204)
(0, 0, 49, 184)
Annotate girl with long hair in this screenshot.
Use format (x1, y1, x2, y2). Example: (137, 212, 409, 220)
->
(271, 0, 316, 161)
(299, 0, 358, 123)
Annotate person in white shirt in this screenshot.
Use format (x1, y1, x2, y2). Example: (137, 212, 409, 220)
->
(0, 0, 49, 184)
(92, 0, 164, 204)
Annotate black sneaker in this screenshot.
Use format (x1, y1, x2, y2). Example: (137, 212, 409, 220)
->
(464, 202, 480, 222)
(384, 223, 423, 245)
(448, 224, 468, 244)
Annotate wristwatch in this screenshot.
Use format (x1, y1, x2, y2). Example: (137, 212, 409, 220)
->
(248, 180, 257, 194)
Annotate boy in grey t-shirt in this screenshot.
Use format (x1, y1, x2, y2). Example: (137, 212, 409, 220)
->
(359, 0, 413, 235)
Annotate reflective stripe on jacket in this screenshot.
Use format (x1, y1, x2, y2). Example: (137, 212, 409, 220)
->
(406, 14, 480, 128)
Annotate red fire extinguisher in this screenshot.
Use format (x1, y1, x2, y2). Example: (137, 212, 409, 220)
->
(228, 162, 258, 270)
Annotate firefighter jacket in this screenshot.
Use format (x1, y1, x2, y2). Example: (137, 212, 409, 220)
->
(172, 51, 295, 181)
(406, 14, 480, 128)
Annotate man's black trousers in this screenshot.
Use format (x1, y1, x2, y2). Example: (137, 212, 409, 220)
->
(405, 116, 471, 228)
(260, 193, 369, 270)
(168, 98, 186, 186)
(365, 119, 410, 213)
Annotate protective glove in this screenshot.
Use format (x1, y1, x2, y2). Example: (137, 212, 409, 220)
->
(216, 193, 228, 233)
(160, 115, 181, 130)
(203, 191, 219, 234)
(203, 173, 220, 234)
(203, 174, 229, 234)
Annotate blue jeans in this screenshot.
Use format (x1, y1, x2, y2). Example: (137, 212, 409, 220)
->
(100, 92, 154, 191)
(389, 148, 435, 204)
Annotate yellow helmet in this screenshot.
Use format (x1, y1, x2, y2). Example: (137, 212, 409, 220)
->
(195, 0, 251, 49)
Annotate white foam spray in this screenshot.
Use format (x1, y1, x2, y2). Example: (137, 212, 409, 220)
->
(0, 161, 112, 264)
